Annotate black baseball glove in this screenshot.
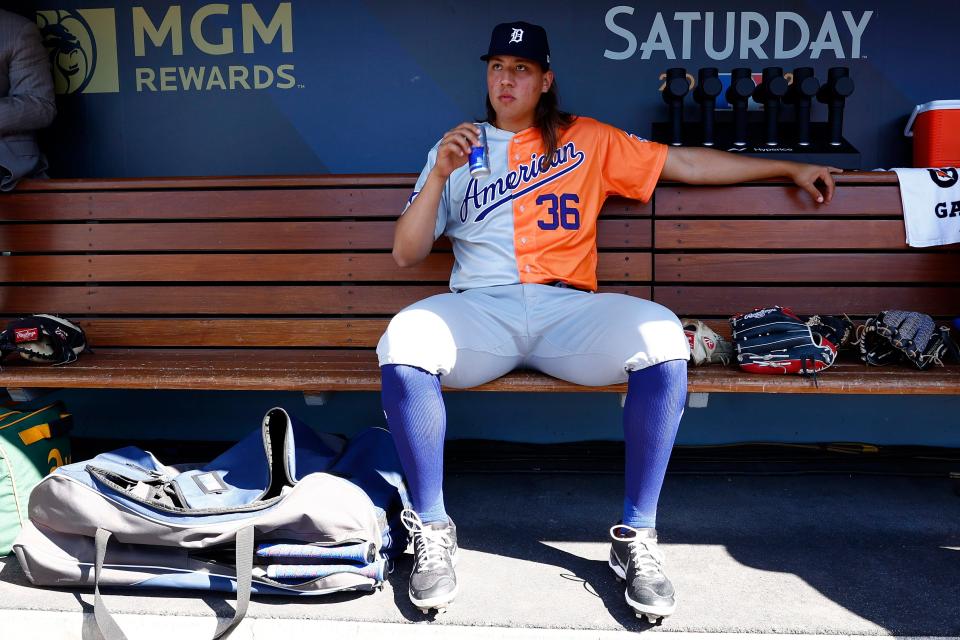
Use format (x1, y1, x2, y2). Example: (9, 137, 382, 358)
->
(806, 314, 855, 352)
(856, 310, 957, 370)
(0, 314, 90, 365)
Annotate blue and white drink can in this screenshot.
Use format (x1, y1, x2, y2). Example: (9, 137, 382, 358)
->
(468, 124, 490, 178)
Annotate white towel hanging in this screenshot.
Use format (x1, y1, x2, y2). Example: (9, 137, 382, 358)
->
(892, 167, 960, 247)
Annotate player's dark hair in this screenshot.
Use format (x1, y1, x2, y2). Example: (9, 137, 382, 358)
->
(485, 80, 575, 162)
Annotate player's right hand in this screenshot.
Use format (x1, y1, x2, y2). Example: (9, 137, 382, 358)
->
(432, 123, 481, 179)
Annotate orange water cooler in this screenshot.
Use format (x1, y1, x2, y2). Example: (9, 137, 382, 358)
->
(904, 100, 960, 167)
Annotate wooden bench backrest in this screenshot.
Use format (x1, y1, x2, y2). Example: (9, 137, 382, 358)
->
(0, 176, 650, 349)
(2, 173, 955, 352)
(655, 176, 960, 323)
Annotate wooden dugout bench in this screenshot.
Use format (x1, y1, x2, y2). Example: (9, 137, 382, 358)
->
(1, 172, 959, 396)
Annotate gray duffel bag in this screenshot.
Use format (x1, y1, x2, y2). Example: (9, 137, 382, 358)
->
(13, 407, 409, 639)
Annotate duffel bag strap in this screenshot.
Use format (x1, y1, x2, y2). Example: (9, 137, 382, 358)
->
(212, 525, 254, 640)
(93, 526, 255, 640)
(94, 528, 127, 640)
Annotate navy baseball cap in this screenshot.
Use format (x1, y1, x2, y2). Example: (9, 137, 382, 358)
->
(481, 21, 551, 70)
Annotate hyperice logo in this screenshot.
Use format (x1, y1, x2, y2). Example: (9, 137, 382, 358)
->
(37, 9, 119, 94)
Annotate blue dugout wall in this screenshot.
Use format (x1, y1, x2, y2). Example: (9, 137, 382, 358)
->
(8, 1, 960, 446)
(18, 0, 959, 177)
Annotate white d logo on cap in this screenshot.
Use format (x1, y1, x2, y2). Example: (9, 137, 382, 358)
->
(510, 28, 524, 43)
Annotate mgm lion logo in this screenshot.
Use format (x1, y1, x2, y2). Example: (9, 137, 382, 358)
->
(36, 9, 119, 94)
(37, 10, 96, 94)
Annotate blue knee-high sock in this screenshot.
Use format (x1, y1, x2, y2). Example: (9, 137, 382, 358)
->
(381, 364, 449, 524)
(622, 359, 687, 529)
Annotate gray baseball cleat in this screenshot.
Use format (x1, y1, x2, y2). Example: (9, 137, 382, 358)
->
(608, 524, 676, 624)
(401, 509, 459, 614)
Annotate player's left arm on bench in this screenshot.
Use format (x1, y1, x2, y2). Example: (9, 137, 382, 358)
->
(660, 146, 843, 204)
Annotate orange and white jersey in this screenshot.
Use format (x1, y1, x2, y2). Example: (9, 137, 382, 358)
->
(407, 116, 667, 292)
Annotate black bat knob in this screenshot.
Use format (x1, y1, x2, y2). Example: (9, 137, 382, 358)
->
(752, 67, 788, 146)
(693, 68, 722, 146)
(784, 67, 820, 146)
(725, 68, 755, 146)
(817, 67, 855, 146)
(662, 68, 689, 146)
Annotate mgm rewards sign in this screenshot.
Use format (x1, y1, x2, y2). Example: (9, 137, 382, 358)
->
(37, 3, 295, 94)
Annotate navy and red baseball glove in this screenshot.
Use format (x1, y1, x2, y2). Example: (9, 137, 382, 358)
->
(730, 306, 851, 375)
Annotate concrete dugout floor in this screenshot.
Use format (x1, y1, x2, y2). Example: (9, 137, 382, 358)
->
(1, 473, 958, 639)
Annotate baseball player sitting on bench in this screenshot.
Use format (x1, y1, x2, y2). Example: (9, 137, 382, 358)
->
(378, 20, 841, 621)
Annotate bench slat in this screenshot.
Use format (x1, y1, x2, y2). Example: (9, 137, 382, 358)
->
(0, 192, 651, 222)
(0, 285, 445, 314)
(0, 253, 653, 283)
(14, 175, 419, 191)
(0, 285, 652, 315)
(0, 189, 410, 221)
(655, 220, 914, 249)
(0, 219, 651, 252)
(655, 253, 960, 283)
(0, 348, 957, 394)
(655, 286, 960, 316)
(73, 318, 388, 347)
(686, 362, 960, 394)
(656, 185, 902, 217)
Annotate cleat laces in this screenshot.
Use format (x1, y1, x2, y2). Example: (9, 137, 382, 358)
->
(610, 524, 666, 578)
(402, 509, 453, 572)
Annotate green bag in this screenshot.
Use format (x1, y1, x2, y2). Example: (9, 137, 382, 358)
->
(0, 402, 71, 555)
